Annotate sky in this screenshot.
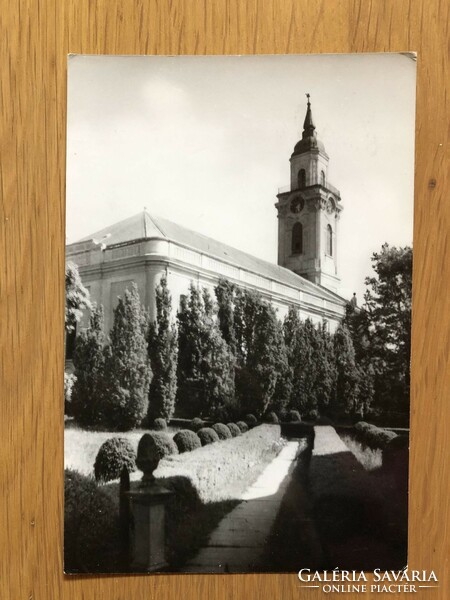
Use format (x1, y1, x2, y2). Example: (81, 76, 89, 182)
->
(66, 53, 416, 301)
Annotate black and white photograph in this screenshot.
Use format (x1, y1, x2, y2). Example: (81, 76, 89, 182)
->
(64, 53, 415, 574)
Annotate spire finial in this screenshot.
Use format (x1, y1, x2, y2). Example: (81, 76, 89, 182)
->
(302, 93, 315, 137)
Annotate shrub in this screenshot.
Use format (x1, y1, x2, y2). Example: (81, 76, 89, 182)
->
(306, 409, 319, 422)
(64, 469, 120, 573)
(354, 421, 397, 449)
(173, 430, 202, 453)
(190, 417, 204, 432)
(212, 423, 232, 440)
(153, 418, 167, 431)
(136, 432, 178, 478)
(278, 409, 288, 422)
(227, 423, 241, 437)
(197, 427, 220, 446)
(264, 411, 279, 424)
(288, 409, 301, 422)
(236, 421, 248, 433)
(94, 437, 136, 483)
(245, 414, 258, 428)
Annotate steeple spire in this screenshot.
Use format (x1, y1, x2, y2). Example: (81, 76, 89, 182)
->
(302, 93, 316, 139)
(291, 93, 326, 158)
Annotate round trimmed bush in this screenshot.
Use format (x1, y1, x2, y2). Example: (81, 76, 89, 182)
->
(244, 414, 258, 428)
(212, 423, 232, 440)
(190, 417, 204, 432)
(136, 432, 178, 479)
(173, 429, 202, 453)
(288, 409, 301, 423)
(236, 420, 248, 433)
(278, 409, 288, 422)
(306, 409, 319, 422)
(94, 437, 136, 483)
(197, 427, 220, 446)
(227, 423, 241, 437)
(264, 411, 279, 424)
(153, 418, 167, 431)
(65, 469, 121, 572)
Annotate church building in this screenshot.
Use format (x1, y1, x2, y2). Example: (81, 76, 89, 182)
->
(66, 97, 347, 337)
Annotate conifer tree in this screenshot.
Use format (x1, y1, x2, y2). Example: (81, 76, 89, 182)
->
(103, 284, 151, 430)
(71, 305, 107, 426)
(147, 276, 178, 421)
(215, 278, 237, 352)
(65, 262, 91, 334)
(177, 284, 235, 418)
(332, 324, 360, 417)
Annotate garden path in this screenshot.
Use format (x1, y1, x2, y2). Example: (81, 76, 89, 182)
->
(184, 440, 301, 573)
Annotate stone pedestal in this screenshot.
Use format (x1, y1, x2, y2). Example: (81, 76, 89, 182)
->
(125, 483, 173, 572)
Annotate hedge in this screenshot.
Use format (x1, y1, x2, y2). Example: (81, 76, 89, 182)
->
(64, 469, 121, 573)
(173, 430, 202, 453)
(355, 421, 397, 449)
(94, 437, 136, 483)
(227, 423, 241, 437)
(264, 411, 279, 424)
(212, 423, 232, 440)
(153, 418, 167, 431)
(244, 414, 258, 428)
(190, 417, 204, 432)
(236, 421, 248, 433)
(197, 427, 220, 446)
(155, 424, 282, 503)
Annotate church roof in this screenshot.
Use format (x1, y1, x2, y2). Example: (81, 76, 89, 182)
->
(73, 210, 345, 303)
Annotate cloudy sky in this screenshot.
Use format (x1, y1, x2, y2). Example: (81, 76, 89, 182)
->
(67, 53, 416, 300)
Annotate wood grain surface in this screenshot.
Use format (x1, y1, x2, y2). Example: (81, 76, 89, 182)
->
(1, 1, 448, 599)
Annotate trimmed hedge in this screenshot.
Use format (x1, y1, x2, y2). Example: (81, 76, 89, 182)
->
(94, 437, 136, 483)
(64, 469, 120, 573)
(153, 418, 167, 431)
(173, 430, 202, 453)
(227, 423, 241, 437)
(264, 411, 279, 424)
(197, 427, 220, 446)
(236, 421, 249, 433)
(190, 417, 204, 432)
(157, 424, 283, 503)
(244, 414, 258, 428)
(288, 409, 302, 423)
(212, 423, 232, 440)
(355, 421, 397, 449)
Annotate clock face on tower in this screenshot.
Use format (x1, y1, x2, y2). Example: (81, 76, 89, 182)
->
(290, 196, 304, 214)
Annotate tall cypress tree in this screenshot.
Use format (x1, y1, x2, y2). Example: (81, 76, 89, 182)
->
(103, 284, 151, 430)
(332, 324, 360, 418)
(177, 283, 235, 418)
(215, 278, 237, 352)
(71, 305, 107, 427)
(147, 276, 178, 421)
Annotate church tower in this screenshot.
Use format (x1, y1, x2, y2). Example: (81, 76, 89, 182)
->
(275, 95, 342, 293)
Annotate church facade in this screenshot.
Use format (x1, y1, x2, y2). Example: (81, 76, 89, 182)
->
(66, 99, 347, 336)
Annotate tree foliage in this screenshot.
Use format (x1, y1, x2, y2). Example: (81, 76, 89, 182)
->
(71, 305, 107, 427)
(65, 262, 91, 334)
(345, 244, 412, 421)
(177, 283, 235, 418)
(147, 276, 178, 421)
(103, 284, 151, 430)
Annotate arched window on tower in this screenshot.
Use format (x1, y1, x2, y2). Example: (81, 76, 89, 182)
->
(292, 222, 303, 255)
(327, 224, 333, 256)
(320, 170, 326, 186)
(297, 169, 306, 189)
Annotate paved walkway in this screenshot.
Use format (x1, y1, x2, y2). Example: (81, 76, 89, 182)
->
(185, 440, 301, 573)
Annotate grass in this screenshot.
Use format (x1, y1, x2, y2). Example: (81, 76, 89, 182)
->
(64, 424, 176, 478)
(339, 433, 383, 471)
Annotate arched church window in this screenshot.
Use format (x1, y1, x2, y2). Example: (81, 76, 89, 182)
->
(320, 170, 326, 186)
(297, 169, 306, 189)
(292, 222, 303, 255)
(327, 224, 333, 256)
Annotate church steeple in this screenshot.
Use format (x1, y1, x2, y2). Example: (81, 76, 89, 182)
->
(275, 96, 342, 293)
(292, 94, 327, 158)
(302, 93, 316, 137)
